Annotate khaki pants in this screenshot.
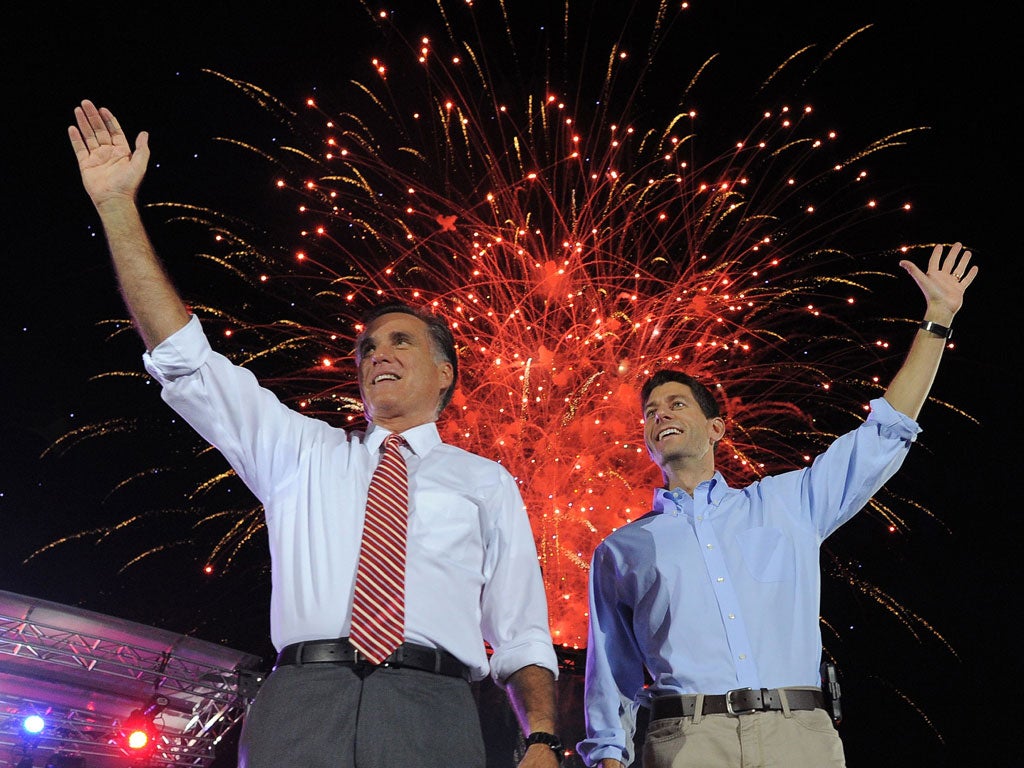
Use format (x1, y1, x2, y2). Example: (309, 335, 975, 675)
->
(643, 704, 846, 768)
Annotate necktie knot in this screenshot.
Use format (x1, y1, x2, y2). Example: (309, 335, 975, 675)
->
(383, 433, 406, 453)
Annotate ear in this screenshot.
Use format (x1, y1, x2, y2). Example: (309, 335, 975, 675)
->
(437, 360, 454, 389)
(708, 415, 726, 443)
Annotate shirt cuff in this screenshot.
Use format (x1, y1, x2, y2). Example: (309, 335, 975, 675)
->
(142, 314, 211, 383)
(489, 640, 559, 685)
(577, 742, 629, 767)
(869, 397, 921, 440)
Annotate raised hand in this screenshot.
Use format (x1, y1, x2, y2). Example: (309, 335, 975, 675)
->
(883, 241, 979, 418)
(67, 99, 190, 348)
(899, 242, 978, 319)
(68, 100, 149, 208)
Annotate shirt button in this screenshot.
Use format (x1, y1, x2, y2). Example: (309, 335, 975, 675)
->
(696, 516, 703, 522)
(716, 577, 724, 582)
(706, 543, 713, 549)
(728, 613, 735, 619)
(738, 654, 746, 660)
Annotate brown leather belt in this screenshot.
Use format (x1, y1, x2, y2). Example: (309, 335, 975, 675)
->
(651, 688, 825, 719)
(275, 638, 471, 681)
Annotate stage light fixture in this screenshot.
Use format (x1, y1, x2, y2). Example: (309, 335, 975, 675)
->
(117, 694, 169, 756)
(121, 710, 155, 753)
(22, 714, 46, 735)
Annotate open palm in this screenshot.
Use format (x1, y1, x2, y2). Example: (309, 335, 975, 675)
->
(67, 99, 149, 206)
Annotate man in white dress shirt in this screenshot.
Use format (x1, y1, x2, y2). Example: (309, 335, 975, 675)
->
(69, 99, 565, 768)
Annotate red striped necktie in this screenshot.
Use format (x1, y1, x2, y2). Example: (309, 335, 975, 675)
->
(350, 433, 409, 664)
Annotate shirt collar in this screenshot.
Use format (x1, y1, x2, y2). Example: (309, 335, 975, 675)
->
(365, 421, 442, 456)
(651, 470, 730, 513)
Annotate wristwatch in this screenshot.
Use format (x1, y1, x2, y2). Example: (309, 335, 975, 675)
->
(525, 731, 565, 763)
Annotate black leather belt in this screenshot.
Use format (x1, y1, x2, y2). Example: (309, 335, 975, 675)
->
(275, 638, 471, 681)
(651, 688, 825, 719)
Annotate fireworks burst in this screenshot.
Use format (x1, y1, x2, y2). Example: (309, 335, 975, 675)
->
(44, 0, 966, 686)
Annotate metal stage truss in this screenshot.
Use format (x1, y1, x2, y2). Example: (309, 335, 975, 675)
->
(0, 590, 263, 768)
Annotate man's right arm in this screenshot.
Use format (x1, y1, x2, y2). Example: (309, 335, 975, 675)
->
(577, 544, 643, 767)
(69, 100, 190, 350)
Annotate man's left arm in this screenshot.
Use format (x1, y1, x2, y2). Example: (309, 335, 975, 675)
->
(506, 664, 562, 767)
(480, 469, 562, 765)
(884, 242, 978, 419)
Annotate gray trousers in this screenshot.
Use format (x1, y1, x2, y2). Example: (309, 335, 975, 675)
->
(238, 662, 485, 767)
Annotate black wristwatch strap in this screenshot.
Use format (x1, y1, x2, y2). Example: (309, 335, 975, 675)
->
(919, 320, 953, 339)
(525, 731, 564, 763)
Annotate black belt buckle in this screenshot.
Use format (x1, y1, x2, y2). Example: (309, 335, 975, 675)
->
(725, 687, 760, 715)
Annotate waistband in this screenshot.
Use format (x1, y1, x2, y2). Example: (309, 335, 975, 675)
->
(274, 638, 471, 681)
(651, 687, 825, 719)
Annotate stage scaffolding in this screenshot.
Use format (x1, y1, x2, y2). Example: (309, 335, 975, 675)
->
(0, 590, 263, 768)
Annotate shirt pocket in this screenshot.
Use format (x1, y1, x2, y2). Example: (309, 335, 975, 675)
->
(735, 526, 795, 582)
(409, 489, 484, 569)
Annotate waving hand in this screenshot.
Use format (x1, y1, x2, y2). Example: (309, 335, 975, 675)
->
(68, 99, 150, 207)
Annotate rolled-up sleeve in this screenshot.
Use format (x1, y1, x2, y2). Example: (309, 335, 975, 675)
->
(480, 471, 559, 684)
(143, 314, 210, 383)
(870, 396, 922, 440)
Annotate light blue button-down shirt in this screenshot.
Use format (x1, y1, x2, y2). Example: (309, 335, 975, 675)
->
(578, 398, 919, 766)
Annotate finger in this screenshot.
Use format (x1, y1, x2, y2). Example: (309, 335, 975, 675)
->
(959, 264, 980, 290)
(927, 243, 943, 272)
(899, 259, 926, 287)
(99, 106, 127, 145)
(953, 249, 972, 279)
(82, 100, 111, 144)
(67, 125, 88, 159)
(939, 241, 962, 273)
(132, 131, 151, 166)
(73, 105, 98, 147)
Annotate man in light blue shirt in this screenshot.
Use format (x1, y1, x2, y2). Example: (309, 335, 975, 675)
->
(578, 243, 978, 767)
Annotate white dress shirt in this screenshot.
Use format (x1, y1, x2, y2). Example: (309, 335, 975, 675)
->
(143, 314, 558, 683)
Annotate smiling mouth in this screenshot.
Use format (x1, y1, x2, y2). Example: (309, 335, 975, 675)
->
(656, 427, 683, 441)
(372, 373, 400, 384)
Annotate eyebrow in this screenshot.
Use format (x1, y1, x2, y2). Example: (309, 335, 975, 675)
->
(357, 329, 417, 357)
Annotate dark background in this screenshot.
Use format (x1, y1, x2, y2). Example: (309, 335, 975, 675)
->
(3, 2, 1018, 766)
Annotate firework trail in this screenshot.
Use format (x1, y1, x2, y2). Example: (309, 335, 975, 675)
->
(42, 2, 966, 711)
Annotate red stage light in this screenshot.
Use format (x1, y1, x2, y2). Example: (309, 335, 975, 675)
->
(126, 727, 150, 750)
(120, 710, 156, 754)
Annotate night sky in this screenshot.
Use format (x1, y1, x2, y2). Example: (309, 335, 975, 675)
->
(3, 2, 1018, 766)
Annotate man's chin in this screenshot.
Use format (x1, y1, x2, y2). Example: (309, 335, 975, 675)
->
(659, 448, 692, 465)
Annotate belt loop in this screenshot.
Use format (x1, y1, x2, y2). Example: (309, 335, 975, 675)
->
(295, 641, 306, 667)
(778, 687, 793, 718)
(692, 694, 704, 725)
